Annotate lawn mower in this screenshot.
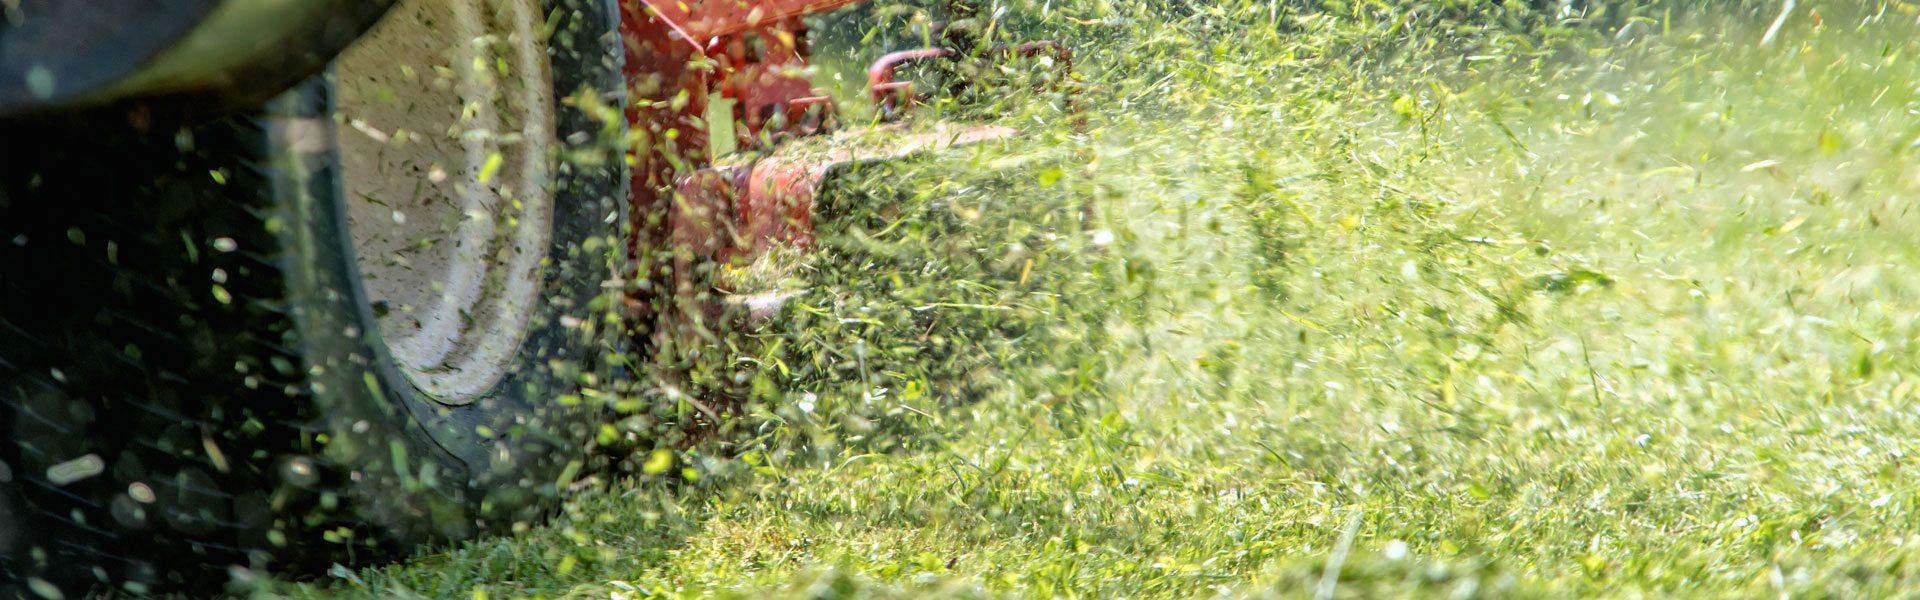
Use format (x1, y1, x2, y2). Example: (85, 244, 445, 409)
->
(0, 0, 1071, 595)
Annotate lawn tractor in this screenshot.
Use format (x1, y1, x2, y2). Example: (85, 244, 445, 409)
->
(0, 0, 1072, 595)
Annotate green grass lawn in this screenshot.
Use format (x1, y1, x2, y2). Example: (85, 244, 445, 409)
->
(273, 2, 1920, 597)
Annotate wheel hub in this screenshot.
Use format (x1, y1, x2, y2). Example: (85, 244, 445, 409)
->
(335, 0, 555, 405)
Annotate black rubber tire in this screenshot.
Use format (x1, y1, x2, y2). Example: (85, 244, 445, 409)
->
(0, 0, 626, 595)
(1, 0, 396, 119)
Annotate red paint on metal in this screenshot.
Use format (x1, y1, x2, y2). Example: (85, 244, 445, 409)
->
(620, 0, 874, 287)
(667, 158, 816, 267)
(619, 0, 712, 329)
(640, 0, 867, 43)
(619, 0, 1080, 354)
(676, 122, 1021, 271)
(708, 20, 831, 148)
(736, 160, 822, 257)
(866, 48, 956, 113)
(619, 0, 862, 346)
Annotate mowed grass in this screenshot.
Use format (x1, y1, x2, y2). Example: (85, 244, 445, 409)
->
(273, 2, 1920, 598)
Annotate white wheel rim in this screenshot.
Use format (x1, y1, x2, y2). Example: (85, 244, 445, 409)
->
(335, 0, 556, 405)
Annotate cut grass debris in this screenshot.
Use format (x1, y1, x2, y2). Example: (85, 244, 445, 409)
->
(263, 2, 1920, 598)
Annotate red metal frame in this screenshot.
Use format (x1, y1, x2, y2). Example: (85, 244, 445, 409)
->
(617, 0, 1075, 350)
(641, 0, 868, 42)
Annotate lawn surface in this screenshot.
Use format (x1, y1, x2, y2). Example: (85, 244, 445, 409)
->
(276, 2, 1920, 597)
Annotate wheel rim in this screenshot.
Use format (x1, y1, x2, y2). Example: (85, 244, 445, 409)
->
(335, 0, 556, 406)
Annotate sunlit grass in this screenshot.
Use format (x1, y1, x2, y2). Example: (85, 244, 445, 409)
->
(267, 2, 1920, 598)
